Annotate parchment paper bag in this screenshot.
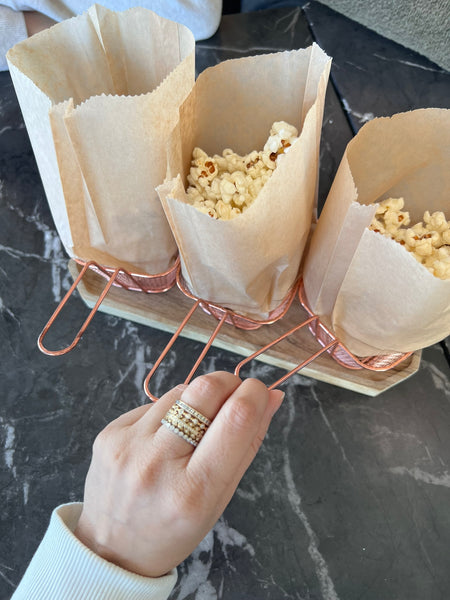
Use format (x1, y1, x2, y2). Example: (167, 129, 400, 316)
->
(303, 108, 450, 356)
(7, 4, 195, 274)
(157, 44, 331, 319)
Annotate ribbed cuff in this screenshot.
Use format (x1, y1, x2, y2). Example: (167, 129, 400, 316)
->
(12, 503, 177, 600)
(0, 7, 27, 71)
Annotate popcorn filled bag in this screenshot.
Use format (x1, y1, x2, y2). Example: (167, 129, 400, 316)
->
(302, 108, 450, 357)
(157, 44, 331, 321)
(7, 4, 195, 276)
(7, 4, 196, 354)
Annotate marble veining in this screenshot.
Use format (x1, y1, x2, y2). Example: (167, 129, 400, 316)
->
(421, 359, 450, 396)
(281, 395, 340, 600)
(1, 418, 15, 473)
(303, 2, 450, 134)
(340, 98, 374, 125)
(1, 4, 450, 600)
(174, 517, 256, 600)
(371, 53, 446, 74)
(389, 466, 450, 489)
(311, 387, 355, 474)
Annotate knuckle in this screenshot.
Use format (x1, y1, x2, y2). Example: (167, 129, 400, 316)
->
(134, 456, 160, 491)
(92, 427, 130, 470)
(92, 427, 109, 454)
(222, 378, 268, 434)
(242, 377, 268, 394)
(224, 396, 260, 434)
(135, 442, 164, 484)
(251, 433, 266, 455)
(187, 372, 233, 400)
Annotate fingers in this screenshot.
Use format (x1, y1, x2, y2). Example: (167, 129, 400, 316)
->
(188, 379, 284, 494)
(95, 387, 186, 444)
(104, 404, 152, 430)
(148, 372, 241, 458)
(205, 387, 284, 517)
(138, 384, 188, 428)
(78, 372, 284, 581)
(225, 388, 284, 491)
(105, 372, 283, 482)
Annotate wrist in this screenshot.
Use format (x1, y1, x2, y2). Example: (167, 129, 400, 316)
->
(74, 511, 172, 578)
(74, 513, 131, 573)
(17, 504, 178, 598)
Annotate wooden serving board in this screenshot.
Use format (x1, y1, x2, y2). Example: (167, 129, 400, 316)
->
(69, 260, 421, 397)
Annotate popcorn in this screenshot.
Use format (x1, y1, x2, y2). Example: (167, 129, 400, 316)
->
(186, 121, 298, 220)
(369, 197, 450, 280)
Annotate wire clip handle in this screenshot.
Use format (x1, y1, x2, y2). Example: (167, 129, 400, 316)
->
(37, 261, 127, 356)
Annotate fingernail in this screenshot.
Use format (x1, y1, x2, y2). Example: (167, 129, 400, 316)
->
(269, 389, 285, 415)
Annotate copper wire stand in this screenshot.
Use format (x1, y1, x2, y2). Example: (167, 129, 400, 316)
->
(143, 270, 299, 401)
(235, 280, 412, 387)
(144, 277, 413, 400)
(37, 257, 179, 356)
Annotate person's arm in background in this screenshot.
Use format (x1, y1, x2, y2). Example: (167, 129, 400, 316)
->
(150, 0, 222, 40)
(11, 373, 284, 599)
(0, 1, 222, 71)
(23, 10, 57, 35)
(0, 5, 58, 70)
(0, 7, 26, 71)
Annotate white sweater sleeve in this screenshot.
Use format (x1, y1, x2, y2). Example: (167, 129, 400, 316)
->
(11, 503, 177, 600)
(0, 6, 27, 71)
(1, 1, 222, 70)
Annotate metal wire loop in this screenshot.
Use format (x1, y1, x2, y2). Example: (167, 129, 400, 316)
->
(233, 280, 413, 389)
(37, 261, 124, 356)
(143, 299, 229, 401)
(143, 275, 299, 401)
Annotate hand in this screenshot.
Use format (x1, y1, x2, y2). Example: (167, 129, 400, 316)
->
(74, 372, 284, 577)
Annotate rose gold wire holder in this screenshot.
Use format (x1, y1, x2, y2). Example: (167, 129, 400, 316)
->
(234, 279, 413, 389)
(144, 275, 413, 400)
(37, 256, 180, 356)
(143, 268, 299, 401)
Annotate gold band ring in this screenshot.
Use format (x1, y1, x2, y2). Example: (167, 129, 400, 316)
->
(161, 400, 212, 447)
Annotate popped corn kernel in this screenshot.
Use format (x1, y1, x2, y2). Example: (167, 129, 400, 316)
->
(434, 260, 450, 279)
(264, 121, 298, 154)
(186, 121, 298, 220)
(375, 197, 405, 215)
(195, 203, 218, 219)
(411, 222, 427, 237)
(424, 210, 449, 233)
(384, 208, 410, 231)
(188, 150, 219, 190)
(370, 217, 386, 235)
(216, 200, 241, 220)
(369, 197, 450, 280)
(413, 237, 434, 257)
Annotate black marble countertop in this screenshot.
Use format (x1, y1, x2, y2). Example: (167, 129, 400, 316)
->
(1, 4, 450, 599)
